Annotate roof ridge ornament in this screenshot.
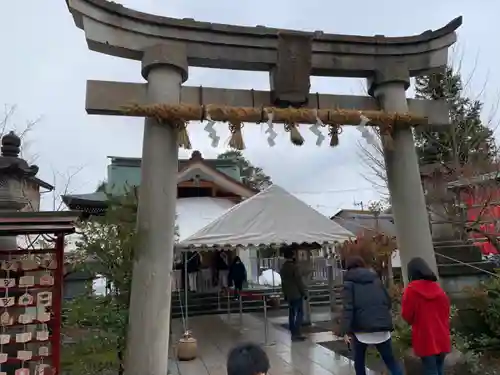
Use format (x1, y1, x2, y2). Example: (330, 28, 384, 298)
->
(189, 150, 203, 161)
(0, 132, 39, 177)
(1, 131, 21, 158)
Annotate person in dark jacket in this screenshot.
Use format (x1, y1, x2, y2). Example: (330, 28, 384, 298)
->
(228, 256, 247, 300)
(402, 257, 450, 375)
(280, 249, 307, 341)
(212, 250, 229, 288)
(341, 256, 402, 375)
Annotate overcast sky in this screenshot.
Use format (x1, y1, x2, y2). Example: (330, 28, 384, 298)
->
(1, 0, 498, 215)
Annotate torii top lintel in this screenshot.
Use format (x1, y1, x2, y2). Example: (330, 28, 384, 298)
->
(67, 0, 462, 78)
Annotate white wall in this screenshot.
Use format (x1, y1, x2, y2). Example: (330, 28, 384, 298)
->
(391, 250, 401, 268)
(176, 197, 235, 241)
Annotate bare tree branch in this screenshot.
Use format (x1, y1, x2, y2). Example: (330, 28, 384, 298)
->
(0, 104, 42, 164)
(357, 58, 500, 254)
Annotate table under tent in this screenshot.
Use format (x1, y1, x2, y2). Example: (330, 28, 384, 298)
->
(175, 184, 353, 337)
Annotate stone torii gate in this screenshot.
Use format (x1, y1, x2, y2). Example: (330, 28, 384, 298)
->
(65, 1, 461, 374)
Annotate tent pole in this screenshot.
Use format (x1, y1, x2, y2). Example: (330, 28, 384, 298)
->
(184, 252, 189, 331)
(272, 255, 275, 292)
(239, 294, 243, 325)
(263, 296, 268, 344)
(227, 289, 231, 319)
(217, 288, 221, 310)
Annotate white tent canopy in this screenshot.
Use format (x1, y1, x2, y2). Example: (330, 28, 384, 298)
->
(177, 184, 354, 250)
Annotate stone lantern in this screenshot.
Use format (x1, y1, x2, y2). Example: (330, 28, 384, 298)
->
(0, 131, 39, 249)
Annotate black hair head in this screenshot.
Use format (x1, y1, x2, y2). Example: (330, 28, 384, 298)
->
(407, 257, 437, 282)
(283, 248, 295, 260)
(345, 255, 366, 270)
(227, 342, 270, 375)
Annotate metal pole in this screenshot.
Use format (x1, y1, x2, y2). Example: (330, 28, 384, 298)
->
(184, 252, 189, 330)
(272, 256, 275, 292)
(217, 288, 221, 311)
(239, 294, 243, 324)
(327, 263, 336, 318)
(263, 296, 268, 345)
(227, 289, 231, 320)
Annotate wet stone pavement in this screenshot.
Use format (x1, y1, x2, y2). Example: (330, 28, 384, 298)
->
(169, 311, 377, 375)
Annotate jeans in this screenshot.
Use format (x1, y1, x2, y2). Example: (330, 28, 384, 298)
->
(421, 354, 445, 375)
(288, 298, 304, 336)
(234, 281, 243, 299)
(353, 337, 403, 375)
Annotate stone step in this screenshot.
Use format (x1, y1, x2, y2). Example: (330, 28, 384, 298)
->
(171, 299, 337, 318)
(172, 294, 334, 305)
(172, 287, 332, 303)
(171, 284, 342, 318)
(170, 282, 333, 299)
(171, 285, 339, 307)
(172, 293, 334, 311)
(434, 244, 483, 264)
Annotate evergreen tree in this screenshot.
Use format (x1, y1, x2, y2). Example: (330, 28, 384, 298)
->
(414, 67, 496, 168)
(217, 150, 272, 191)
(62, 190, 138, 375)
(63, 189, 180, 375)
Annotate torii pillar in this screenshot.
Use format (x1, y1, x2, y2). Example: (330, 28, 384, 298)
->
(124, 43, 187, 375)
(368, 66, 439, 282)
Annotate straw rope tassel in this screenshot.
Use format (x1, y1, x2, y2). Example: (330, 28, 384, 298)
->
(380, 125, 394, 150)
(122, 103, 194, 149)
(328, 125, 341, 147)
(228, 121, 245, 150)
(380, 113, 397, 150)
(284, 122, 304, 146)
(176, 121, 192, 150)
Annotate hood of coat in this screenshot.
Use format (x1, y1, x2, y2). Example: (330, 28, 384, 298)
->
(344, 267, 378, 284)
(406, 279, 444, 300)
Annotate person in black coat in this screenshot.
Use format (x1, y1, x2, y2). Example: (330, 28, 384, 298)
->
(212, 250, 230, 287)
(340, 256, 402, 375)
(228, 256, 247, 300)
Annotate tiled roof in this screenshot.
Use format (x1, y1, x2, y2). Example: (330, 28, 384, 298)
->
(62, 191, 108, 204)
(331, 210, 396, 237)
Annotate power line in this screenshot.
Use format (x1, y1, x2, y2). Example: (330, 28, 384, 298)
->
(289, 187, 375, 194)
(353, 200, 365, 210)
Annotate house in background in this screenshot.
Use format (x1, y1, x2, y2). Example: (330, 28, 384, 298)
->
(332, 206, 493, 298)
(15, 176, 53, 247)
(21, 176, 54, 212)
(62, 150, 258, 293)
(331, 209, 401, 267)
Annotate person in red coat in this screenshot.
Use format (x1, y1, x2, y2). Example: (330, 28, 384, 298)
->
(401, 257, 451, 375)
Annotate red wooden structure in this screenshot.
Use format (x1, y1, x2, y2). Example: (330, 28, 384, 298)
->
(461, 185, 500, 255)
(0, 212, 78, 375)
